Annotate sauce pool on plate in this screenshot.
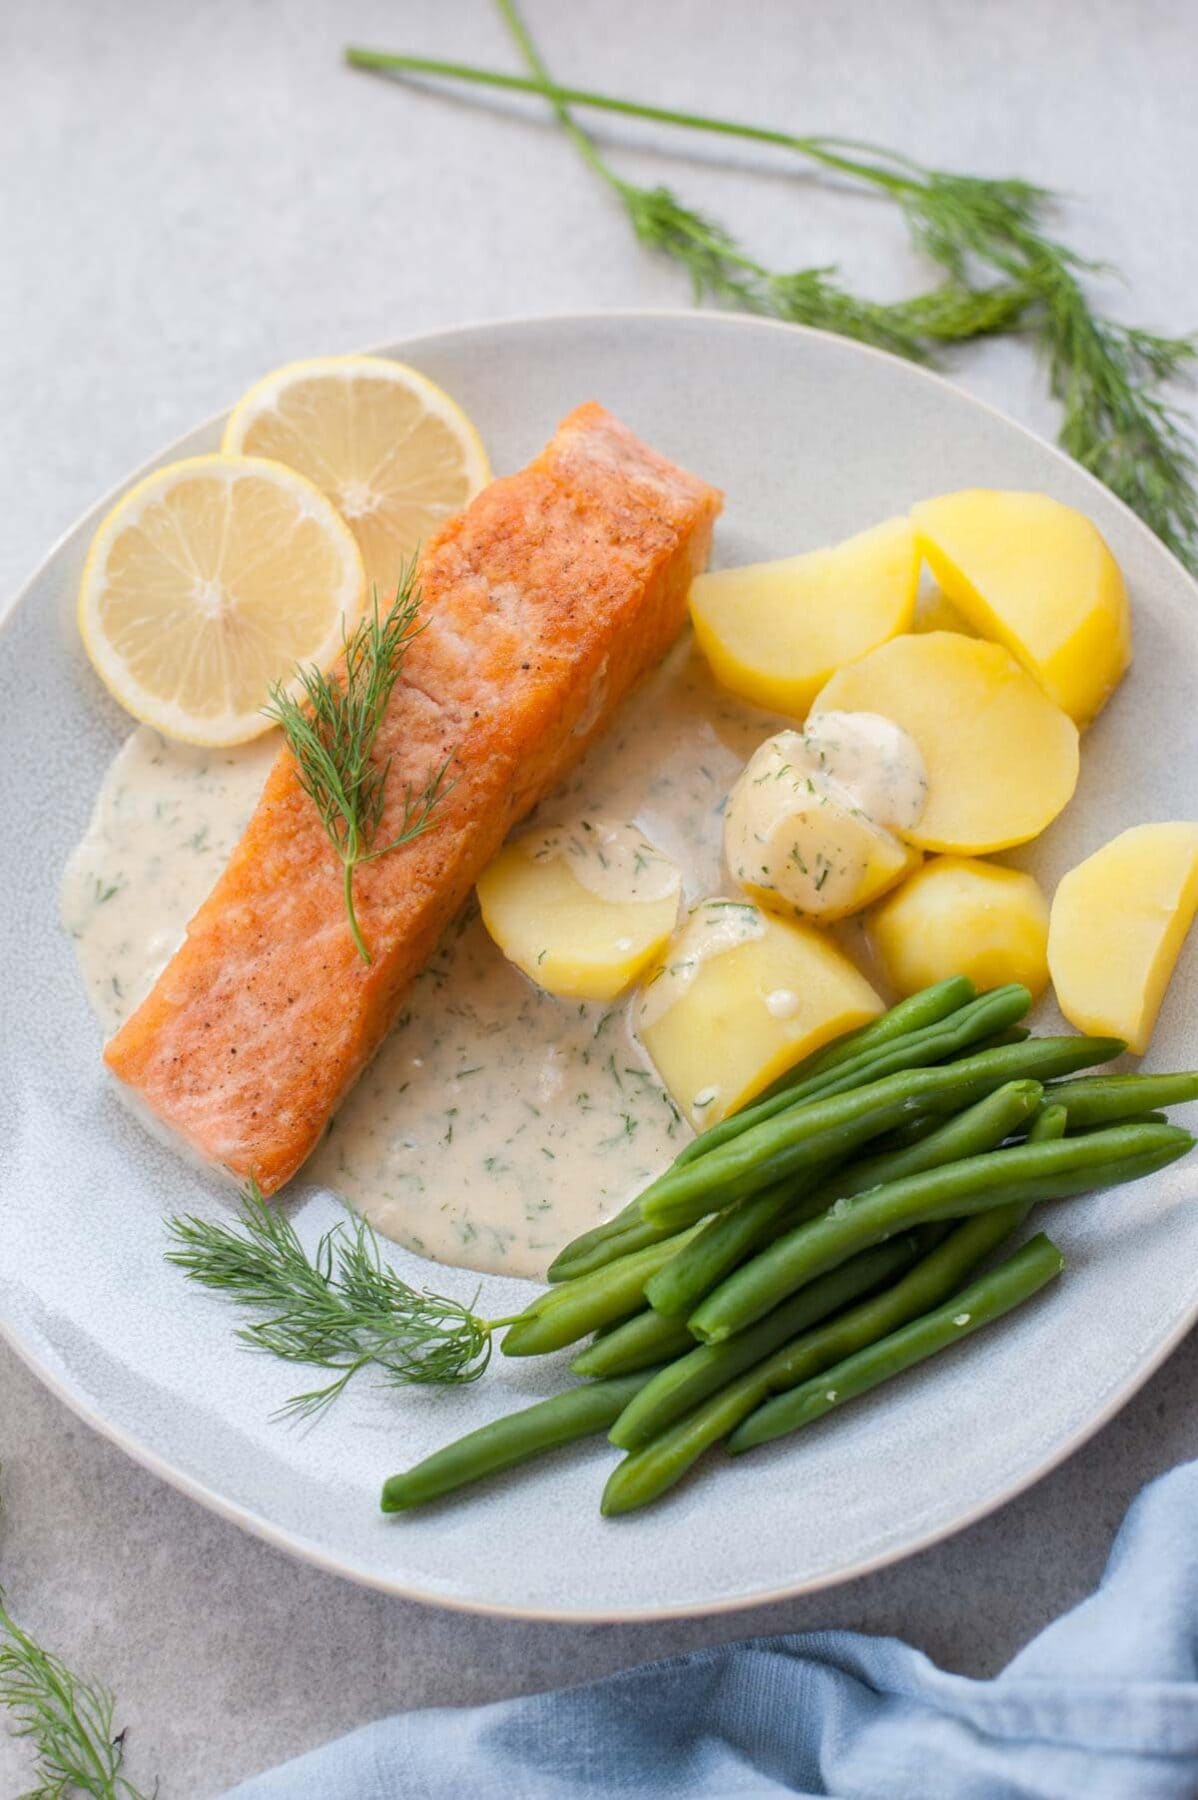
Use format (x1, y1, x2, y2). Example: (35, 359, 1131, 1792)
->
(62, 640, 791, 1278)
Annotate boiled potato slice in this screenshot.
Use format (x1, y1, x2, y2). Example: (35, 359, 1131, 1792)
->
(688, 517, 918, 716)
(911, 489, 1130, 726)
(477, 825, 681, 1002)
(870, 856, 1050, 1000)
(1048, 823, 1198, 1054)
(636, 899, 882, 1127)
(724, 727, 921, 921)
(813, 632, 1079, 854)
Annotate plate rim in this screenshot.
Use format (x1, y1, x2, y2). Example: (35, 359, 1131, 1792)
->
(5, 305, 1197, 1623)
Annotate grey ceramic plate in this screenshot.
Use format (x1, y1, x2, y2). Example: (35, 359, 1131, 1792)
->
(3, 311, 1198, 1620)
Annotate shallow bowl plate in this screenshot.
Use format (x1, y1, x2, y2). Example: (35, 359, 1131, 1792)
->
(3, 311, 1198, 1620)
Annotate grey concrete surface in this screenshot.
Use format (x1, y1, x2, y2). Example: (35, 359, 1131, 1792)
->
(2, 0, 1196, 1792)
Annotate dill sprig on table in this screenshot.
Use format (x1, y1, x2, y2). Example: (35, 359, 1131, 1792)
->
(0, 1594, 151, 1800)
(898, 168, 1198, 559)
(165, 1184, 506, 1420)
(614, 182, 1027, 362)
(491, 0, 1009, 366)
(345, 7, 1198, 566)
(265, 559, 454, 964)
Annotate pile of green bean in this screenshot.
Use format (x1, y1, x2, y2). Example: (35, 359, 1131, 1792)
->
(380, 978, 1198, 1517)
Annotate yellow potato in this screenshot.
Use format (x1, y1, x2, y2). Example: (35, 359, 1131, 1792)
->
(813, 632, 1079, 854)
(477, 835, 680, 1002)
(1048, 823, 1198, 1054)
(911, 489, 1130, 726)
(637, 900, 882, 1127)
(688, 517, 918, 716)
(724, 729, 920, 921)
(731, 792, 919, 922)
(870, 856, 1050, 1000)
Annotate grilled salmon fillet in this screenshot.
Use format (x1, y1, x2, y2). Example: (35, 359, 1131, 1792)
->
(104, 403, 722, 1191)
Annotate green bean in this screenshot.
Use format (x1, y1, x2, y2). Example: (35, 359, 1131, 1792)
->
(1077, 1110, 1167, 1130)
(641, 1035, 1125, 1233)
(826, 1079, 1044, 1201)
(601, 1206, 1030, 1513)
(545, 1202, 647, 1280)
(1028, 1102, 1068, 1143)
(547, 1212, 691, 1283)
(729, 1233, 1065, 1453)
(643, 1079, 1041, 1321)
(689, 1120, 1188, 1343)
(502, 1223, 703, 1357)
(860, 1109, 959, 1155)
(547, 979, 981, 1281)
(380, 1371, 655, 1511)
(874, 1047, 1033, 1155)
(1044, 1071, 1198, 1129)
(946, 1025, 1031, 1057)
(569, 1308, 696, 1378)
(643, 1175, 830, 1319)
(610, 1233, 925, 1453)
(615, 1086, 1038, 1446)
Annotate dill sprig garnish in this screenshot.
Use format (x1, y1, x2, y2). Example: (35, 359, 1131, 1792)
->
(345, 12, 1198, 567)
(165, 1184, 512, 1420)
(265, 559, 454, 963)
(0, 1594, 151, 1799)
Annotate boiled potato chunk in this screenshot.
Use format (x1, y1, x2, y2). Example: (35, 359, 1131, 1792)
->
(814, 632, 1079, 854)
(477, 833, 680, 1002)
(870, 856, 1050, 1000)
(912, 489, 1130, 726)
(1048, 823, 1198, 1054)
(636, 899, 882, 1127)
(688, 516, 918, 716)
(724, 728, 921, 921)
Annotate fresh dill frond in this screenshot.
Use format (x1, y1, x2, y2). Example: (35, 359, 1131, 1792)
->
(165, 1183, 508, 1420)
(265, 559, 455, 963)
(345, 16, 1198, 567)
(886, 275, 1033, 344)
(617, 183, 942, 361)
(898, 169, 1198, 562)
(0, 1595, 151, 1799)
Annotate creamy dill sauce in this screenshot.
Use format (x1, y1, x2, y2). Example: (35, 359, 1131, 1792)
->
(804, 710, 928, 831)
(520, 821, 682, 905)
(61, 731, 278, 1034)
(61, 639, 784, 1277)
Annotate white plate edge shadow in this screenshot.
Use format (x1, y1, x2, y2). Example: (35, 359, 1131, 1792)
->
(3, 307, 1198, 1623)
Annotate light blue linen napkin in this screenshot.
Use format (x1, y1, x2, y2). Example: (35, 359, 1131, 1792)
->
(226, 1457, 1198, 1798)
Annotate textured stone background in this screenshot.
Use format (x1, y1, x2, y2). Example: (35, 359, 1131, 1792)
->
(3, 1, 1196, 1791)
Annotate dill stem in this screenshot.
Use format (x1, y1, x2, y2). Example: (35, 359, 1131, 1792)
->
(343, 846, 370, 965)
(345, 45, 913, 195)
(492, 0, 616, 193)
(490, 0, 798, 292)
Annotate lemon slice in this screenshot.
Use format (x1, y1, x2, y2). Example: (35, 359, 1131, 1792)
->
(78, 453, 366, 747)
(221, 355, 491, 596)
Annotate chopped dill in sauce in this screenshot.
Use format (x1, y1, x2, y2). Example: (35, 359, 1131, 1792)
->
(62, 640, 790, 1280)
